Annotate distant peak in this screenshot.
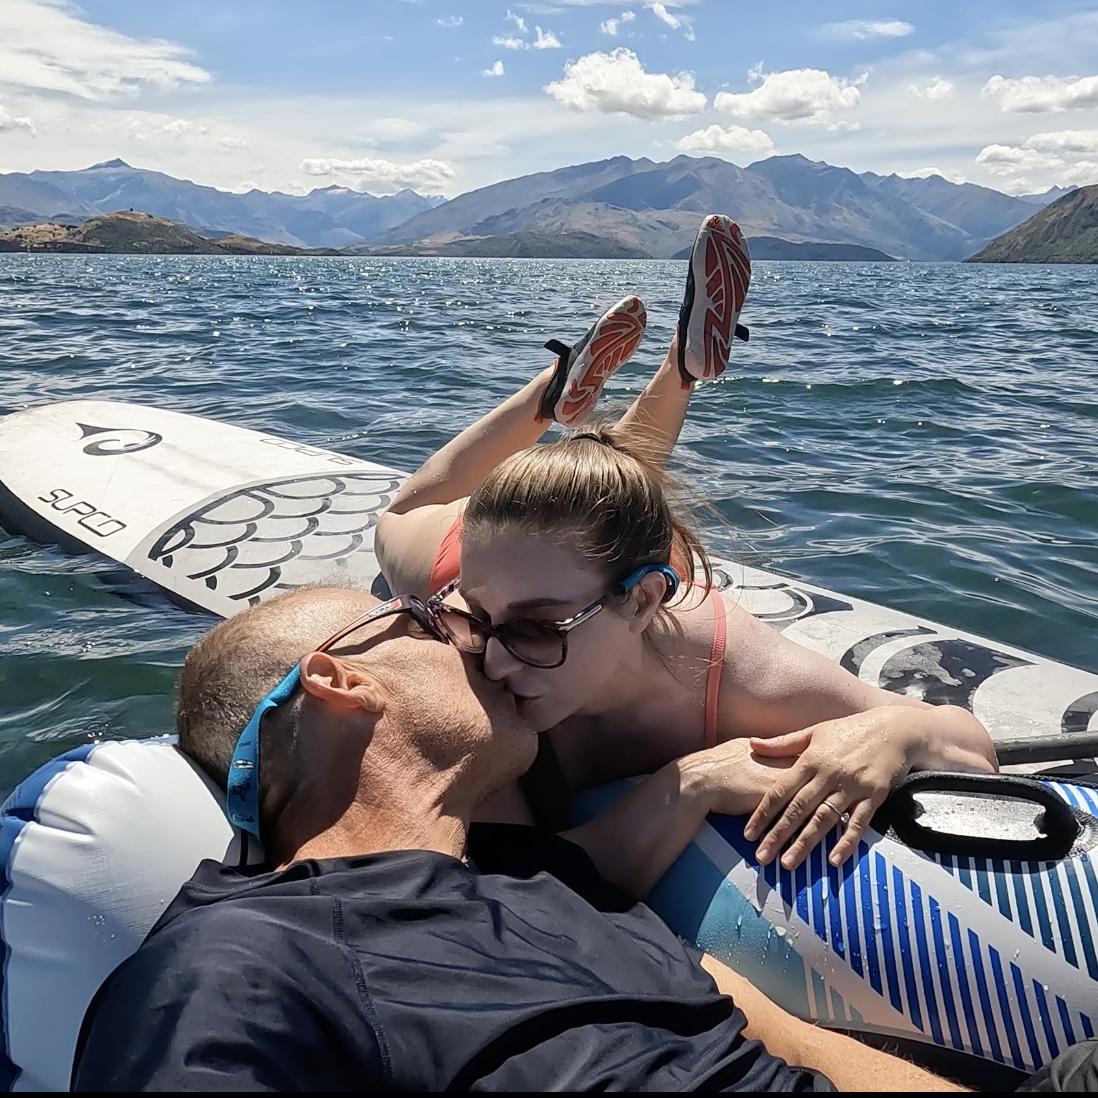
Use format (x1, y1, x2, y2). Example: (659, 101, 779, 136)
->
(89, 158, 132, 170)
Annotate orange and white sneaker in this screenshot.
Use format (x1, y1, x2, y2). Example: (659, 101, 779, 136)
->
(677, 214, 751, 383)
(540, 295, 647, 425)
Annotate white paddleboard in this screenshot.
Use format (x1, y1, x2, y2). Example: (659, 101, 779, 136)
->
(1, 399, 1095, 755)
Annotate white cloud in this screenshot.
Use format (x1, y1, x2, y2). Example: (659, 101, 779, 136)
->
(544, 48, 706, 119)
(482, 60, 505, 78)
(601, 18, 621, 35)
(0, 0, 210, 100)
(622, 11, 636, 21)
(505, 9, 527, 33)
(0, 104, 36, 136)
(909, 77, 953, 101)
(160, 118, 207, 137)
(533, 26, 562, 49)
(220, 135, 247, 150)
(435, 15, 463, 28)
(715, 68, 862, 123)
(492, 24, 559, 49)
(826, 119, 861, 132)
(1023, 129, 1098, 155)
(298, 156, 456, 193)
(976, 143, 1057, 175)
(1058, 161, 1098, 186)
(973, 128, 1098, 191)
(898, 166, 968, 184)
(646, 2, 694, 41)
(230, 179, 261, 194)
(675, 123, 775, 155)
(824, 19, 915, 41)
(982, 73, 1098, 113)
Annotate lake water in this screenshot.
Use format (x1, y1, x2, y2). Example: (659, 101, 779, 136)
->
(0, 255, 1095, 797)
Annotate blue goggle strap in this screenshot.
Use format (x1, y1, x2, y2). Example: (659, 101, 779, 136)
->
(226, 664, 302, 841)
(619, 563, 681, 603)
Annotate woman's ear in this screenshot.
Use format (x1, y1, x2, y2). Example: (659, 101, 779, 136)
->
(299, 651, 386, 714)
(627, 572, 668, 632)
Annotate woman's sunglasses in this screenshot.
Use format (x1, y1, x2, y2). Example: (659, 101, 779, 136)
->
(427, 563, 680, 671)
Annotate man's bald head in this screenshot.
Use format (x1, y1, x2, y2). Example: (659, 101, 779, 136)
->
(177, 587, 378, 792)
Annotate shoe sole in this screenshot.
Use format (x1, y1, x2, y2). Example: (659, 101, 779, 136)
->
(678, 215, 751, 382)
(555, 296, 647, 425)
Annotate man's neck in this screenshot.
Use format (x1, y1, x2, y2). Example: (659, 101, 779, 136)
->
(283, 801, 469, 867)
(274, 763, 475, 869)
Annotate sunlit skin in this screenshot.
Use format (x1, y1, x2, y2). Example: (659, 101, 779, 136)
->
(257, 588, 540, 868)
(449, 526, 995, 889)
(456, 529, 721, 779)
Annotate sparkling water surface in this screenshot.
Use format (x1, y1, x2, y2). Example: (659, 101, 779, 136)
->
(0, 255, 1095, 796)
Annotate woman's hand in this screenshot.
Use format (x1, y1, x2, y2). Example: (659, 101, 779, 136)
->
(677, 737, 799, 819)
(742, 706, 930, 871)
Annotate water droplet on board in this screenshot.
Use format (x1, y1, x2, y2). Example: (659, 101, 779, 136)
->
(1013, 950, 1020, 960)
(775, 926, 787, 938)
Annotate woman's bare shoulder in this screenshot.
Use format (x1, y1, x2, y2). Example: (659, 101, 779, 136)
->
(375, 499, 465, 599)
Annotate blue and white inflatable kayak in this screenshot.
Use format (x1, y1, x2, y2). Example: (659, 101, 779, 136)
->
(2, 399, 1098, 1090)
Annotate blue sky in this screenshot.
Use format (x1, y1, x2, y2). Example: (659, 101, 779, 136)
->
(1, 0, 1096, 198)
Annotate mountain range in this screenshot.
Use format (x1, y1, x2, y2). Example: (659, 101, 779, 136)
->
(0, 155, 1079, 261)
(0, 159, 443, 248)
(968, 185, 1098, 263)
(374, 155, 1071, 261)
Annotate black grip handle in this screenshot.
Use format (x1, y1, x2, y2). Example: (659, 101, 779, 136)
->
(877, 771, 1081, 859)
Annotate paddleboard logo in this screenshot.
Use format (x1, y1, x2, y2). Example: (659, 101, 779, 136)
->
(76, 422, 162, 457)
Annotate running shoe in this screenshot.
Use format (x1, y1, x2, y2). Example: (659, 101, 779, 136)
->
(539, 295, 647, 425)
(676, 215, 751, 383)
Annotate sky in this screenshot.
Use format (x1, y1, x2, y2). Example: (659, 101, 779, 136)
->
(0, 0, 1096, 199)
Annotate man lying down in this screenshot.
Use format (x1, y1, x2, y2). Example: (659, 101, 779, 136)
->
(72, 586, 968, 1092)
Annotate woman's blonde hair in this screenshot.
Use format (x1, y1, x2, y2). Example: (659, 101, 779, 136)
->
(463, 424, 712, 607)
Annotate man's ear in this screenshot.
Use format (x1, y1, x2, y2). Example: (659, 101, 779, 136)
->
(626, 572, 668, 633)
(299, 651, 386, 714)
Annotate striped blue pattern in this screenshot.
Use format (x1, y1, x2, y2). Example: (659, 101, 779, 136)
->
(708, 779, 1098, 1073)
(934, 782, 1098, 981)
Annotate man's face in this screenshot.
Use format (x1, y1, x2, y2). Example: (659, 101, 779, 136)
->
(319, 590, 539, 793)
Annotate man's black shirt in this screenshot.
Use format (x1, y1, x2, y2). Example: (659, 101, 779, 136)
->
(73, 825, 832, 1092)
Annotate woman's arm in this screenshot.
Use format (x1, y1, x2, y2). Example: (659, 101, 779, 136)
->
(715, 608, 997, 869)
(560, 741, 795, 899)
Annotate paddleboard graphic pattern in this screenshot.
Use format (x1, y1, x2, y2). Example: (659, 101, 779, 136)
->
(141, 470, 401, 609)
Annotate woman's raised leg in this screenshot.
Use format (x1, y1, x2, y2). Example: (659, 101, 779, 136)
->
(614, 215, 752, 469)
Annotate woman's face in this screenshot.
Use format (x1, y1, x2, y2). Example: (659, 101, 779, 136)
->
(455, 528, 643, 732)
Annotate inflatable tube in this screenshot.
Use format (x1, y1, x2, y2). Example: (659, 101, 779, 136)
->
(0, 740, 251, 1092)
(5, 740, 1098, 1090)
(577, 772, 1098, 1080)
